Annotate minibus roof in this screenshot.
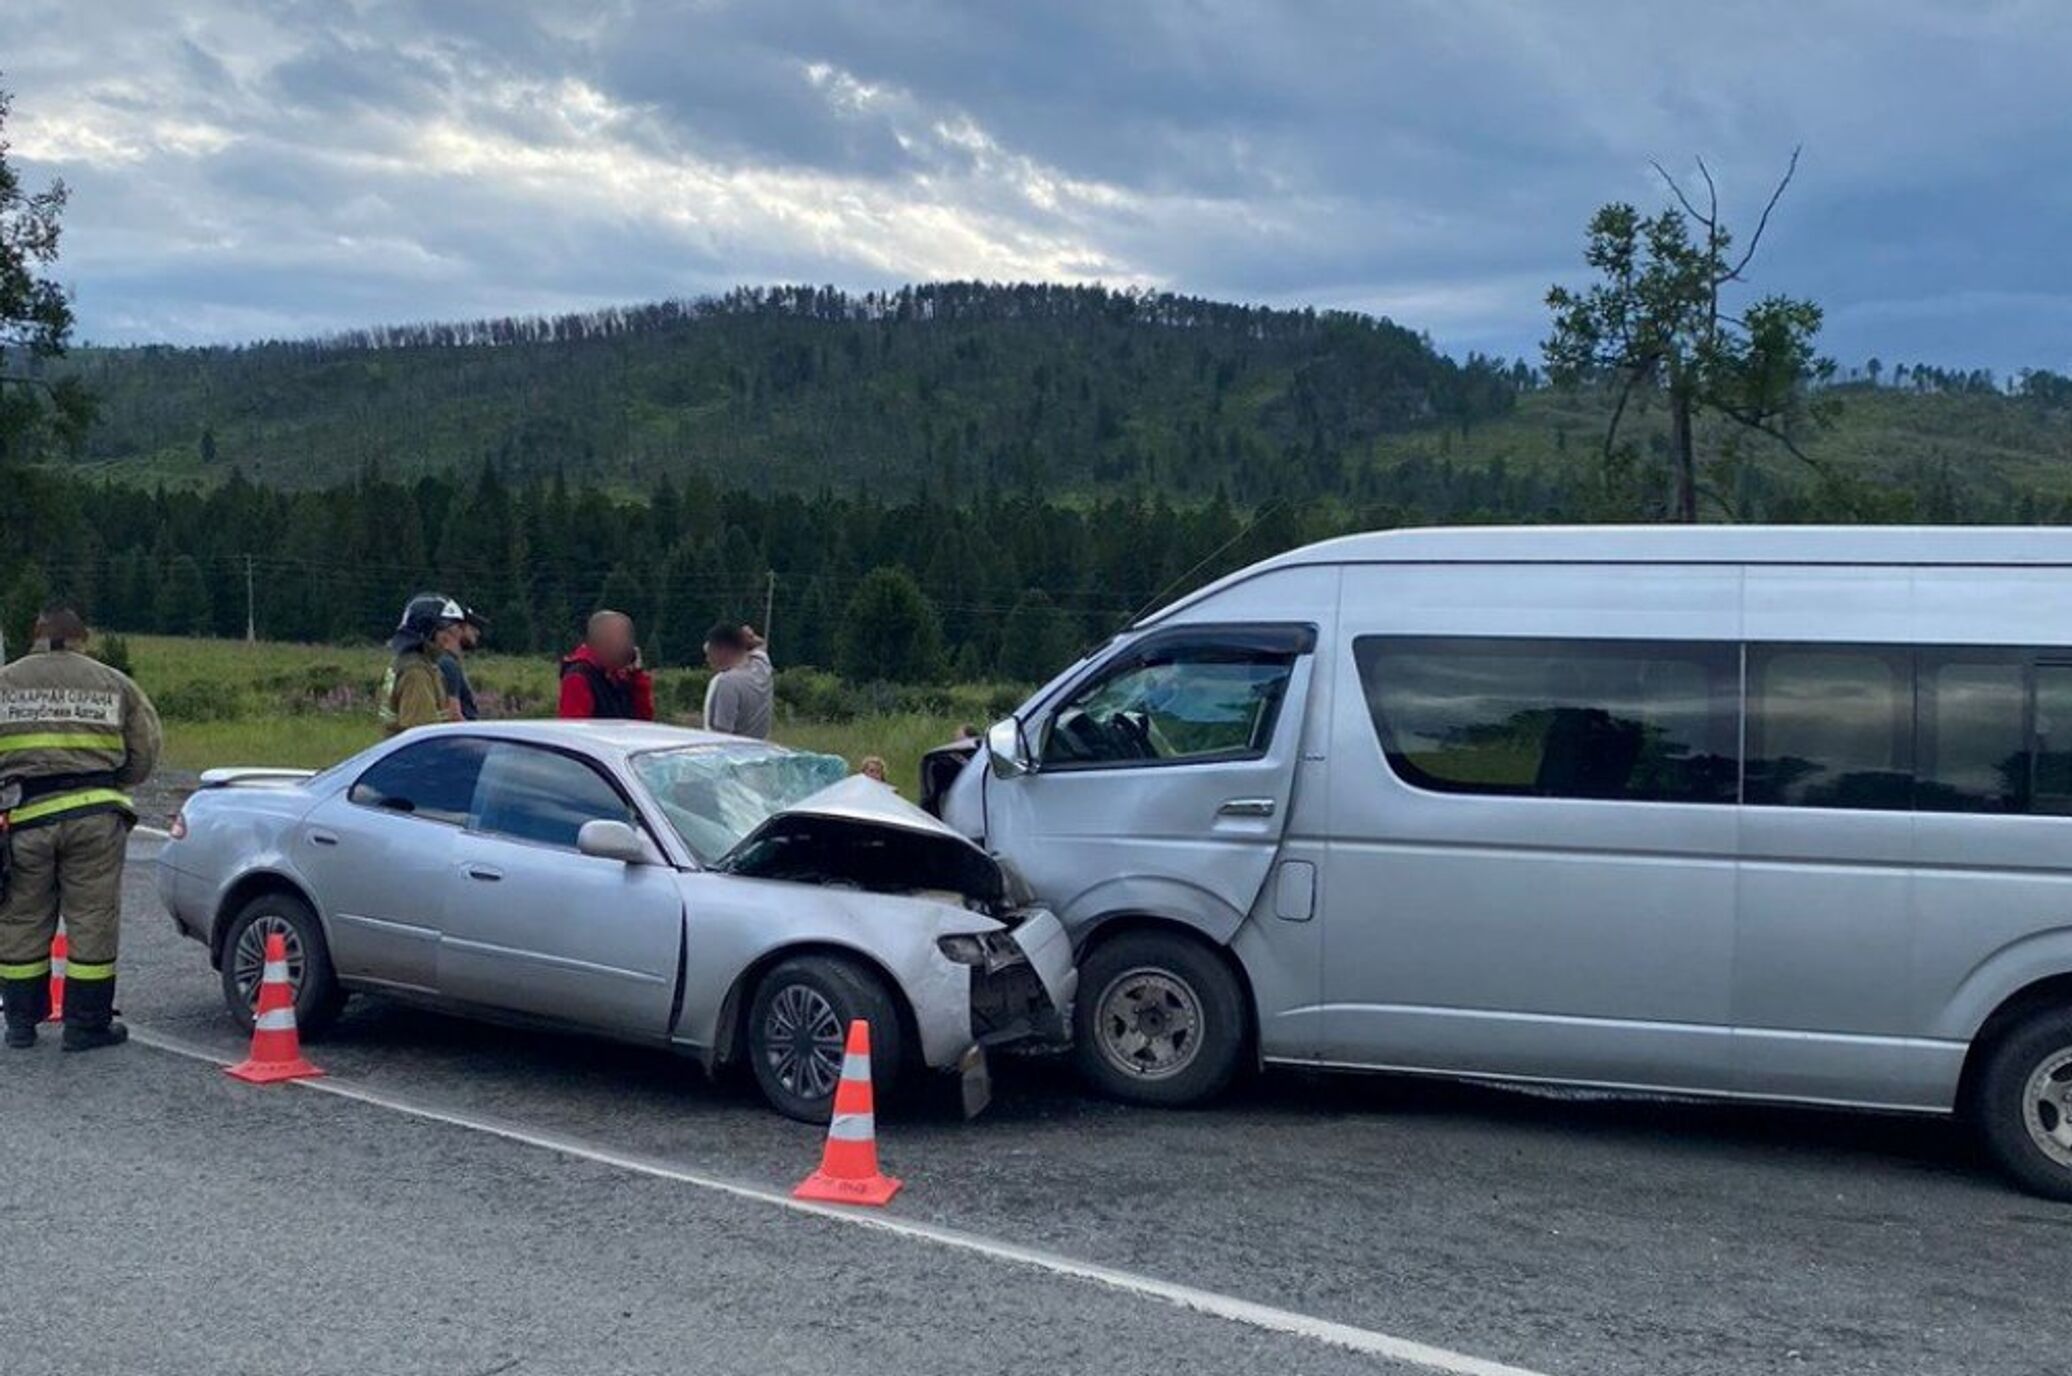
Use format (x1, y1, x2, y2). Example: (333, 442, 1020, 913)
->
(1140, 524, 2072, 626)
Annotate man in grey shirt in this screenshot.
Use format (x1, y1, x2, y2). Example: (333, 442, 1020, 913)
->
(702, 622, 774, 739)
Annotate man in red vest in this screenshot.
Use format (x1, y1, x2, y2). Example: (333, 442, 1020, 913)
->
(557, 610, 655, 721)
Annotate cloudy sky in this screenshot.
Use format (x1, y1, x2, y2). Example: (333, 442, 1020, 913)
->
(7, 0, 2068, 372)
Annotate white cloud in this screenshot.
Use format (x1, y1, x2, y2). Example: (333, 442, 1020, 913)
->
(0, 0, 2064, 370)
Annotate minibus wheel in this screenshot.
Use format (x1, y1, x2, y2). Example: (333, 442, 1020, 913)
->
(1073, 930, 1246, 1107)
(1974, 1006, 2072, 1202)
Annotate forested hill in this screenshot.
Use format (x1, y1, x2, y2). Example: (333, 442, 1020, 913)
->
(5, 279, 2069, 676)
(56, 282, 1529, 498)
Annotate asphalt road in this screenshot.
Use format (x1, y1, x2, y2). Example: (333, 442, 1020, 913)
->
(4, 836, 2067, 1376)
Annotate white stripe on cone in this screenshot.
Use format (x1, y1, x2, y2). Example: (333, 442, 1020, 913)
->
(840, 1051, 870, 1081)
(255, 1008, 298, 1032)
(263, 960, 289, 982)
(826, 1111, 875, 1142)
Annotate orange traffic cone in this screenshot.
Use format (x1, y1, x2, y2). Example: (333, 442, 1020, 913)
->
(793, 1020, 901, 1207)
(43, 931, 66, 1024)
(226, 931, 323, 1084)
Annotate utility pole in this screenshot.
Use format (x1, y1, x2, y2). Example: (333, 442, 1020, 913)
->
(244, 555, 256, 644)
(762, 569, 776, 649)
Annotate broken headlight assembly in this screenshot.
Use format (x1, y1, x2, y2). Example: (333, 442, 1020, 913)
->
(936, 931, 1028, 974)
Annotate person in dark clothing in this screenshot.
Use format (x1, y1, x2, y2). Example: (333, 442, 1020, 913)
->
(558, 610, 655, 721)
(440, 606, 487, 721)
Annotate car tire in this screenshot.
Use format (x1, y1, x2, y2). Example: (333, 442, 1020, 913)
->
(219, 890, 347, 1040)
(1073, 930, 1247, 1107)
(1972, 1005, 2072, 1202)
(747, 956, 904, 1124)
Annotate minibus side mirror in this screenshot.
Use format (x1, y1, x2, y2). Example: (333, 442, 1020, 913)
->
(987, 717, 1034, 779)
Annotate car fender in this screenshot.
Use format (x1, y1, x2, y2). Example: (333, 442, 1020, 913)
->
(672, 872, 995, 1070)
(1934, 923, 2072, 1041)
(200, 859, 322, 964)
(1062, 873, 1247, 949)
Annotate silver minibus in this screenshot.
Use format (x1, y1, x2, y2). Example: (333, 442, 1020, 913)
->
(946, 526, 2072, 1199)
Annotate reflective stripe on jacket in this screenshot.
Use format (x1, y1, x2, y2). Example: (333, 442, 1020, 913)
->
(0, 649, 161, 831)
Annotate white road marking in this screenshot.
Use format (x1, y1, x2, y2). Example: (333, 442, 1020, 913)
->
(129, 1023, 1548, 1376)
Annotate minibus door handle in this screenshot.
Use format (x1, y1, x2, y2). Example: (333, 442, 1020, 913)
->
(1218, 797, 1277, 818)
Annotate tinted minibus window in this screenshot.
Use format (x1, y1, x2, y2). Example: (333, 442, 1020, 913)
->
(1745, 646, 1914, 810)
(1357, 637, 1739, 803)
(1916, 651, 2027, 813)
(2033, 664, 2072, 815)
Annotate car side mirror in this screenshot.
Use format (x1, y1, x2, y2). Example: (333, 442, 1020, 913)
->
(578, 819, 655, 864)
(987, 717, 1034, 779)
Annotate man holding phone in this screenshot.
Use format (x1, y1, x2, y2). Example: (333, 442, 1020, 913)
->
(702, 622, 773, 739)
(557, 610, 655, 721)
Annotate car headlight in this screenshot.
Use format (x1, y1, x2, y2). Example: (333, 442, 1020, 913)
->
(937, 931, 1028, 974)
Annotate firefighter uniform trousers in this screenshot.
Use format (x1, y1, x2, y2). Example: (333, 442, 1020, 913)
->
(0, 643, 162, 1043)
(0, 811, 131, 1005)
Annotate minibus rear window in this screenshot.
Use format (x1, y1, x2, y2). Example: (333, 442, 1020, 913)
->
(1356, 637, 1739, 804)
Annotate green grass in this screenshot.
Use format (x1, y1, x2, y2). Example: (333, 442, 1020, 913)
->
(161, 717, 388, 772)
(122, 634, 976, 797)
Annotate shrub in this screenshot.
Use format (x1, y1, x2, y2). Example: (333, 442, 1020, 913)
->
(155, 680, 253, 722)
(656, 668, 714, 720)
(94, 634, 135, 677)
(774, 667, 857, 723)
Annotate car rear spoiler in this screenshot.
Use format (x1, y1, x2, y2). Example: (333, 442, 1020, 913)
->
(196, 767, 319, 789)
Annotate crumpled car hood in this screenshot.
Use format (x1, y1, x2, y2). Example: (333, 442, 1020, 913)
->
(714, 774, 1006, 908)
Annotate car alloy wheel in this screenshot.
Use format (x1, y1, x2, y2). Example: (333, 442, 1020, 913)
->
(1093, 966, 1203, 1081)
(231, 913, 306, 1011)
(762, 982, 845, 1102)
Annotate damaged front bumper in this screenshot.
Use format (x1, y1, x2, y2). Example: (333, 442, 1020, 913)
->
(964, 904, 1076, 1048)
(936, 904, 1078, 1117)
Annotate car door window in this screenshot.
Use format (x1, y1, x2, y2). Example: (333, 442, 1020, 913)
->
(1041, 632, 1302, 769)
(347, 737, 492, 826)
(472, 742, 636, 850)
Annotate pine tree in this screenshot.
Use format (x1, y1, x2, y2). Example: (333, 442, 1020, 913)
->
(155, 554, 213, 636)
(837, 566, 944, 683)
(2, 560, 50, 657)
(996, 589, 1079, 682)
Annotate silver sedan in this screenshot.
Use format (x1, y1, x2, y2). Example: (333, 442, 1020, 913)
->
(156, 721, 1076, 1120)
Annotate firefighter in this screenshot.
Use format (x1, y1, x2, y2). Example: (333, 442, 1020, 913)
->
(0, 605, 162, 1051)
(378, 593, 466, 734)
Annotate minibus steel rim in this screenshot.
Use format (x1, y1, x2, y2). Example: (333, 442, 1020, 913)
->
(2023, 1046, 2072, 1168)
(1093, 966, 1203, 1080)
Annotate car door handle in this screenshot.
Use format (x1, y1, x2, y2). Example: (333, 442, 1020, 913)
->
(1217, 797, 1276, 818)
(308, 830, 339, 847)
(465, 865, 503, 883)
